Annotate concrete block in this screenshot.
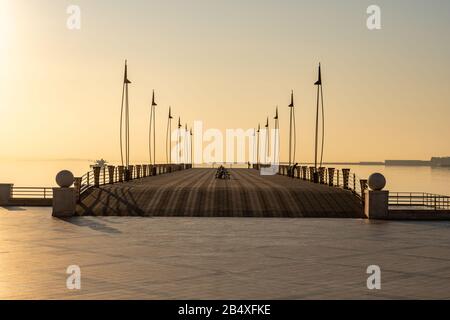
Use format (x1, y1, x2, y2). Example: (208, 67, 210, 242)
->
(52, 188, 76, 217)
(365, 190, 389, 219)
(0, 184, 13, 206)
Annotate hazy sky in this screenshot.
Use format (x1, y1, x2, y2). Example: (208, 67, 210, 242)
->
(1, 0, 449, 163)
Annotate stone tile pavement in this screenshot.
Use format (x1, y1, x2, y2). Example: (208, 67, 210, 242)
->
(1, 207, 450, 299)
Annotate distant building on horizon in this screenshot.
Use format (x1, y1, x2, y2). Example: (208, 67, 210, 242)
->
(385, 157, 450, 167)
(431, 157, 450, 167)
(385, 160, 430, 166)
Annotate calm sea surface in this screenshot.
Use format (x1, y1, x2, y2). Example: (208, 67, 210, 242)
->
(1, 161, 449, 196)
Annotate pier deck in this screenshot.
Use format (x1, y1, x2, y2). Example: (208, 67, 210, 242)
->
(77, 169, 363, 218)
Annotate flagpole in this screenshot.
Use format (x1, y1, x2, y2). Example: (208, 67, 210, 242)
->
(166, 107, 173, 164)
(288, 91, 294, 168)
(185, 124, 188, 164)
(320, 82, 325, 168)
(256, 124, 260, 166)
(265, 117, 269, 165)
(190, 128, 193, 167)
(149, 100, 153, 165)
(119, 64, 126, 166)
(314, 63, 322, 183)
(125, 80, 129, 168)
(177, 117, 181, 164)
(169, 113, 172, 164)
(253, 129, 256, 165)
(274, 106, 279, 166)
(121, 60, 131, 169)
(314, 85, 319, 171)
(153, 91, 157, 165)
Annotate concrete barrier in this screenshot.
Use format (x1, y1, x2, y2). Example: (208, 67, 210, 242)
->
(52, 171, 76, 218)
(0, 184, 13, 206)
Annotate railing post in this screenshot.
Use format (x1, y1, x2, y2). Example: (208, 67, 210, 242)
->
(136, 165, 141, 179)
(309, 167, 315, 182)
(93, 166, 101, 187)
(118, 166, 124, 182)
(142, 165, 147, 177)
(301, 166, 307, 180)
(108, 166, 115, 184)
(328, 168, 335, 186)
(103, 166, 106, 185)
(74, 177, 82, 202)
(319, 167, 326, 184)
(342, 169, 351, 190)
(360, 179, 368, 205)
(0, 184, 13, 206)
(336, 169, 340, 187)
(128, 166, 134, 181)
(353, 173, 356, 193)
(87, 172, 90, 186)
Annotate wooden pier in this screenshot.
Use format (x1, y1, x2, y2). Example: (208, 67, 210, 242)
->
(76, 168, 364, 218)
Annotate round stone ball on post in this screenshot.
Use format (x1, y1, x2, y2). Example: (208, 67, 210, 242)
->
(56, 170, 75, 188)
(368, 173, 386, 191)
(364, 173, 388, 220)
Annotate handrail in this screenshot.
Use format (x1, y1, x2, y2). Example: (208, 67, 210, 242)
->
(263, 164, 366, 199)
(12, 187, 54, 199)
(268, 164, 450, 211)
(76, 163, 192, 201)
(389, 192, 450, 210)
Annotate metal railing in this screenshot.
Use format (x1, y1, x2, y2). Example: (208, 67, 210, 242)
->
(76, 163, 192, 200)
(261, 164, 367, 199)
(269, 164, 450, 211)
(389, 192, 450, 210)
(12, 187, 53, 199)
(79, 170, 94, 195)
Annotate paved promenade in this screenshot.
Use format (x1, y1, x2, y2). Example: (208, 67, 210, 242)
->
(77, 169, 364, 218)
(1, 207, 450, 299)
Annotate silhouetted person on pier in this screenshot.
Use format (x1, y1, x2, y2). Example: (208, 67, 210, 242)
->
(288, 163, 299, 178)
(216, 166, 231, 180)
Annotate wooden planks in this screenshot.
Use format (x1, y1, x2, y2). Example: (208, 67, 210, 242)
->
(77, 169, 364, 218)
